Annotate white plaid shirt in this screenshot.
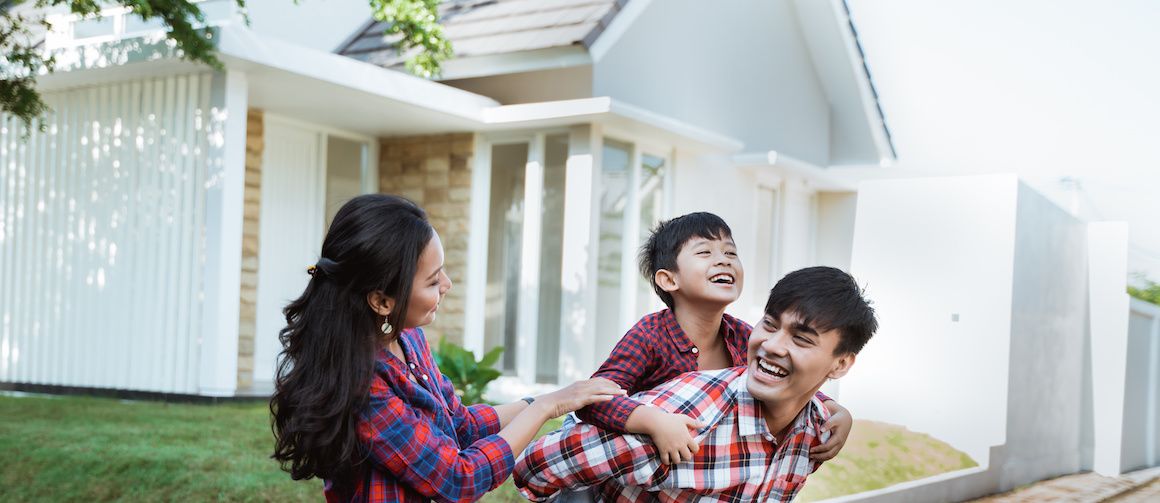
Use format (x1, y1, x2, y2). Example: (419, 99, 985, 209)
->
(515, 367, 831, 502)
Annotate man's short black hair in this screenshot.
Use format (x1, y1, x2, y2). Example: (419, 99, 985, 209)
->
(638, 212, 733, 309)
(764, 266, 877, 355)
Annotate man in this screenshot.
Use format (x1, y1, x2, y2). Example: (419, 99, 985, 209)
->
(515, 266, 878, 502)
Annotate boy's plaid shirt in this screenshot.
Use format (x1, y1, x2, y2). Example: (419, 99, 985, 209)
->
(325, 328, 514, 503)
(515, 367, 831, 502)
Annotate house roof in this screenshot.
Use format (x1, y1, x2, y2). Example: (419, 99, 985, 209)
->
(336, 0, 626, 69)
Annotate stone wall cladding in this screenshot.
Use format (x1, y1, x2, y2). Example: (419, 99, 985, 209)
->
(238, 109, 264, 389)
(379, 134, 474, 346)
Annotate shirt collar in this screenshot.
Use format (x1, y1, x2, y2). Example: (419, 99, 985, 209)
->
(663, 309, 738, 353)
(730, 371, 830, 442)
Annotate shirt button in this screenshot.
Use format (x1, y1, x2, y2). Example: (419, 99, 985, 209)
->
(691, 347, 699, 354)
(764, 434, 774, 441)
(409, 363, 416, 368)
(421, 374, 429, 380)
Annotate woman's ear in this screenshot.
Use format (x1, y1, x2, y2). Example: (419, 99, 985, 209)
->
(366, 291, 394, 318)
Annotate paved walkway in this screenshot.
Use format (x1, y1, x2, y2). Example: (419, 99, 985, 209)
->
(972, 468, 1160, 502)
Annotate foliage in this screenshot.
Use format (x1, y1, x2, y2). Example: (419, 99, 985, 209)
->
(2, 0, 452, 131)
(1128, 274, 1160, 305)
(367, 0, 452, 78)
(432, 337, 503, 405)
(1, 0, 244, 131)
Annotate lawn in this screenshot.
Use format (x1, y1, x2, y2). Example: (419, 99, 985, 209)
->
(0, 394, 974, 502)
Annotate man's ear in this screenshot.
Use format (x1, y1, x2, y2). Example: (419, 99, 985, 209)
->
(827, 353, 856, 380)
(366, 291, 394, 318)
(654, 269, 679, 293)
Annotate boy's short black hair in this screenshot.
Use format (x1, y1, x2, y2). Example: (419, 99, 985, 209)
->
(764, 266, 877, 355)
(638, 212, 733, 309)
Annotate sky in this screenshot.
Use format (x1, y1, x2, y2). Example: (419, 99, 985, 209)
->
(239, 0, 1160, 283)
(844, 0, 1160, 283)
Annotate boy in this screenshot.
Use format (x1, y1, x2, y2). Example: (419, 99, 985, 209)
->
(576, 212, 850, 464)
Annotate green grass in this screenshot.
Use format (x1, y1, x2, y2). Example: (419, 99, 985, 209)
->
(0, 394, 973, 502)
(797, 420, 978, 501)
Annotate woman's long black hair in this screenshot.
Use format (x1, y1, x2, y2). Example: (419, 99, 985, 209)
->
(270, 194, 434, 490)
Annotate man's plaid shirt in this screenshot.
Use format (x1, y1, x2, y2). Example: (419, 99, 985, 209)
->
(577, 309, 830, 433)
(515, 367, 831, 502)
(325, 328, 514, 503)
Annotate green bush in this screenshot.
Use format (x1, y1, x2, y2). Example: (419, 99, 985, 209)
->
(1128, 274, 1160, 305)
(432, 338, 504, 405)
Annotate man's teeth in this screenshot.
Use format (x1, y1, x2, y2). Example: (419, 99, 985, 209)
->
(710, 274, 734, 284)
(758, 359, 788, 377)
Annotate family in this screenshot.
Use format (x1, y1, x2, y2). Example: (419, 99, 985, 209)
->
(270, 194, 878, 502)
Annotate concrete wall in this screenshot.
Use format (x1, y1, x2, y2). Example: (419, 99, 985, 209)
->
(1001, 183, 1091, 485)
(832, 174, 1149, 502)
(816, 192, 857, 271)
(1123, 299, 1160, 472)
(378, 134, 475, 345)
(594, 0, 831, 164)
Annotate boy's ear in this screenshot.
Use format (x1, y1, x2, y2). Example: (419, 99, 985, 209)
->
(827, 353, 855, 380)
(366, 291, 395, 318)
(654, 269, 679, 293)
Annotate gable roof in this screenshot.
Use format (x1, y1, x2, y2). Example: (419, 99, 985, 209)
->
(337, 0, 625, 69)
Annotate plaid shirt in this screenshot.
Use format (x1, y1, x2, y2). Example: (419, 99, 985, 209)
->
(325, 328, 514, 503)
(515, 367, 831, 502)
(577, 309, 830, 432)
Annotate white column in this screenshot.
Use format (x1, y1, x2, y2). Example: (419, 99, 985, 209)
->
(198, 70, 247, 396)
(516, 134, 546, 382)
(617, 145, 643, 333)
(1087, 222, 1130, 475)
(558, 124, 603, 383)
(463, 134, 492, 356)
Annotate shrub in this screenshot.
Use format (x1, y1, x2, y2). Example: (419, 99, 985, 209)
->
(1128, 275, 1160, 305)
(432, 338, 504, 405)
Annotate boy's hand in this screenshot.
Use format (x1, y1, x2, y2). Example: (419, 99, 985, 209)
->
(811, 400, 852, 461)
(645, 410, 705, 465)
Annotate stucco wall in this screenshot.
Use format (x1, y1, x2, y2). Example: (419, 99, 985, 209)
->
(594, 0, 831, 163)
(378, 134, 474, 345)
(816, 192, 857, 271)
(237, 109, 263, 390)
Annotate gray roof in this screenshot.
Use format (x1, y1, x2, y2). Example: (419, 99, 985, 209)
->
(337, 0, 626, 69)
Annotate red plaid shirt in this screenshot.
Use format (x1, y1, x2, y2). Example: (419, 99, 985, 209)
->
(577, 309, 829, 431)
(325, 328, 514, 503)
(515, 367, 831, 502)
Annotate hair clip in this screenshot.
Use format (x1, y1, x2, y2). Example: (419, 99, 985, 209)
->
(307, 265, 318, 277)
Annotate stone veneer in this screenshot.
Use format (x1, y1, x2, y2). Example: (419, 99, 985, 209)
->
(379, 134, 474, 346)
(237, 109, 263, 389)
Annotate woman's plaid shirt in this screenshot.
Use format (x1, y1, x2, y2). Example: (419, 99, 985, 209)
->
(325, 328, 514, 503)
(515, 367, 831, 503)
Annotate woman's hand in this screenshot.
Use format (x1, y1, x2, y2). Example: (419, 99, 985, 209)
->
(533, 378, 626, 420)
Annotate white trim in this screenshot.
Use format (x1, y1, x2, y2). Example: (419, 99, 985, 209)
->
(619, 144, 643, 334)
(588, 0, 655, 62)
(198, 70, 247, 396)
(557, 124, 603, 382)
(734, 150, 856, 191)
(463, 134, 492, 356)
(516, 134, 546, 383)
(825, 0, 895, 163)
(440, 46, 593, 80)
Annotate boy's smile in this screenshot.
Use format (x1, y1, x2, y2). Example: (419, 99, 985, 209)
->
(746, 310, 853, 410)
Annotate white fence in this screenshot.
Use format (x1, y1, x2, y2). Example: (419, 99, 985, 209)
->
(1, 74, 214, 394)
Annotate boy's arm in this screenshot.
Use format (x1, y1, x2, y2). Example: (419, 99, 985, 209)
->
(575, 327, 657, 432)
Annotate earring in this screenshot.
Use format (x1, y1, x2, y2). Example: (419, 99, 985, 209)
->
(381, 318, 393, 335)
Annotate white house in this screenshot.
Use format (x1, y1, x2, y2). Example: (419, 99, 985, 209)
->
(0, 0, 891, 397)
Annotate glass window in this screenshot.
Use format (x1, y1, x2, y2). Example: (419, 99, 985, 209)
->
(535, 135, 569, 383)
(594, 140, 632, 360)
(484, 143, 528, 372)
(636, 154, 667, 315)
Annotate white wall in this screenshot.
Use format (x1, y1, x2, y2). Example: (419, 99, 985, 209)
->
(594, 0, 832, 164)
(844, 174, 1019, 465)
(243, 0, 371, 52)
(0, 73, 217, 394)
(1123, 299, 1160, 472)
(1001, 184, 1090, 485)
(815, 192, 857, 271)
(1087, 222, 1130, 476)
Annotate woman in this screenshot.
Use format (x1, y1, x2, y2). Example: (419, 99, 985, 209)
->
(271, 194, 624, 502)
